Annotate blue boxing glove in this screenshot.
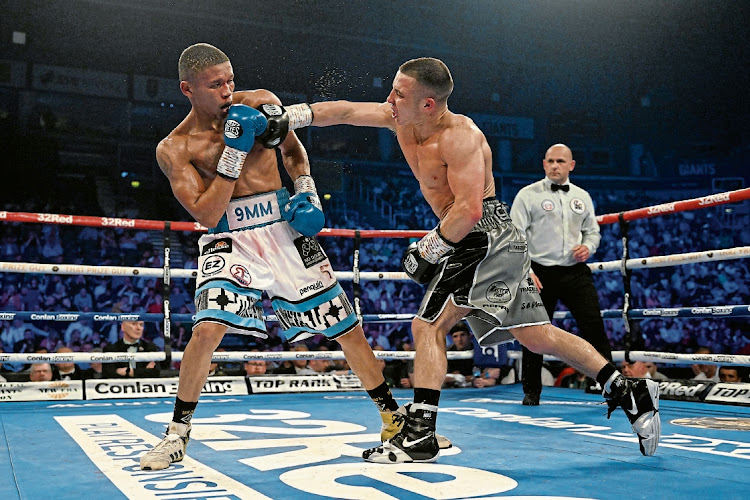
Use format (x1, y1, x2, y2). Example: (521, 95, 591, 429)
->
(216, 104, 268, 180)
(401, 225, 456, 284)
(282, 175, 325, 236)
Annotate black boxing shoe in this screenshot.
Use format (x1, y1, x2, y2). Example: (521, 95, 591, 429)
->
(522, 393, 540, 406)
(363, 403, 440, 464)
(604, 376, 661, 456)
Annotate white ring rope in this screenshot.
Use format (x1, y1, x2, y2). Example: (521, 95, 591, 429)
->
(1, 306, 748, 326)
(506, 350, 750, 367)
(590, 246, 750, 272)
(0, 349, 473, 364)
(1, 245, 748, 280)
(5, 349, 749, 367)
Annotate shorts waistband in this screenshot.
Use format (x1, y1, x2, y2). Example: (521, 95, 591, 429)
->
(471, 198, 512, 233)
(209, 189, 289, 234)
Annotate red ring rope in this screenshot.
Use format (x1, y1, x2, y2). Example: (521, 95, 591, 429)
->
(1, 187, 748, 235)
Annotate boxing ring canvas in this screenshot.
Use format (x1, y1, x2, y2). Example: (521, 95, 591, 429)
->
(1, 385, 748, 500)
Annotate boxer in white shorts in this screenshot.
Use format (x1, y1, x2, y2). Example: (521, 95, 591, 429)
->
(194, 189, 359, 341)
(140, 43, 407, 471)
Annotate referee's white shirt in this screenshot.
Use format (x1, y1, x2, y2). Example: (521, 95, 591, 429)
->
(510, 178, 601, 267)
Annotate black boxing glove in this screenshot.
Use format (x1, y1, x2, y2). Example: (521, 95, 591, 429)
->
(256, 103, 290, 148)
(401, 225, 456, 285)
(255, 103, 314, 149)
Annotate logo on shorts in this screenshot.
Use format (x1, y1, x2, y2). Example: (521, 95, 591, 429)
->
(224, 119, 243, 139)
(521, 300, 544, 310)
(541, 199, 555, 211)
(294, 236, 326, 268)
(570, 198, 585, 214)
(486, 281, 511, 303)
(493, 203, 512, 222)
(299, 280, 324, 297)
(230, 264, 252, 286)
(508, 241, 527, 253)
(202, 238, 232, 255)
(319, 264, 333, 280)
(202, 255, 226, 275)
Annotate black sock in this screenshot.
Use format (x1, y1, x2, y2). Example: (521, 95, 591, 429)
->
(173, 397, 198, 425)
(366, 382, 399, 411)
(414, 387, 441, 407)
(596, 363, 618, 391)
(412, 388, 440, 430)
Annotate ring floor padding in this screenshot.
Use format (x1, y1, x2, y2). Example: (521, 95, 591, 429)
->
(2, 385, 749, 499)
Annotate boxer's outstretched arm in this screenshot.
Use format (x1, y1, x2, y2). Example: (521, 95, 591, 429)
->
(310, 101, 394, 130)
(156, 138, 236, 229)
(242, 90, 311, 179)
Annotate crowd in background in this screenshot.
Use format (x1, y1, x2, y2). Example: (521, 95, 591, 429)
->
(1, 179, 750, 381)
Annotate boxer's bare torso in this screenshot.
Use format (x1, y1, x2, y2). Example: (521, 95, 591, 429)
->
(159, 89, 283, 199)
(392, 112, 495, 220)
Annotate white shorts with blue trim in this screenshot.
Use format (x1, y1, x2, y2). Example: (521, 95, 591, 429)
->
(194, 189, 359, 343)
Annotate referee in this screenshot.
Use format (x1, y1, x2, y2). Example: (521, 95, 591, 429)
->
(510, 143, 612, 405)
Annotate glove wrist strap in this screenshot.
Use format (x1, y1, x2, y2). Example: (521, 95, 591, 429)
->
(294, 174, 317, 195)
(417, 225, 455, 264)
(216, 146, 247, 180)
(286, 103, 314, 131)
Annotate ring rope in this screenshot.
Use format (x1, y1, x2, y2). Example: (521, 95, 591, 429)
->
(2, 189, 748, 372)
(4, 349, 749, 367)
(1, 245, 747, 280)
(1, 305, 748, 325)
(1, 187, 747, 234)
(505, 350, 750, 367)
(596, 187, 750, 225)
(0, 349, 473, 364)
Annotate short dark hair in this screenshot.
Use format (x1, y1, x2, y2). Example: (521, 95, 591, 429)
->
(720, 366, 746, 381)
(449, 321, 470, 336)
(399, 57, 453, 103)
(179, 43, 230, 82)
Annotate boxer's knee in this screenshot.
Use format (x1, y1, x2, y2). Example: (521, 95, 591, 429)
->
(188, 322, 226, 352)
(512, 323, 557, 354)
(336, 324, 369, 350)
(411, 317, 443, 348)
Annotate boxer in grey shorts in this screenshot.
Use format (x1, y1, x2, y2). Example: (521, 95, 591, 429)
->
(305, 57, 660, 463)
(417, 198, 549, 348)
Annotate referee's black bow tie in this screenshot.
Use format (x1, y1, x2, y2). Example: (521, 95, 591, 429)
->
(551, 183, 569, 192)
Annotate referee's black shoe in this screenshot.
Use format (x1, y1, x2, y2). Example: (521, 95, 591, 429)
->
(522, 393, 540, 406)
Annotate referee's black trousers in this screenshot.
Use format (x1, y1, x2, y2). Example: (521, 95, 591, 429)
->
(522, 261, 612, 395)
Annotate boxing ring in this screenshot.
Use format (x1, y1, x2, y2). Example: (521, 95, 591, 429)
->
(1, 188, 750, 499)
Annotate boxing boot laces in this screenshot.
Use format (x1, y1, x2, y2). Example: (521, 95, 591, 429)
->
(140, 421, 191, 470)
(364, 402, 440, 464)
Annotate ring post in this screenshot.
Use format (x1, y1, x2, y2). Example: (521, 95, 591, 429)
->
(161, 221, 173, 365)
(352, 230, 363, 324)
(618, 212, 634, 362)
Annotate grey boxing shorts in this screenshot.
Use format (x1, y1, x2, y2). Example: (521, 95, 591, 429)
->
(416, 199, 550, 347)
